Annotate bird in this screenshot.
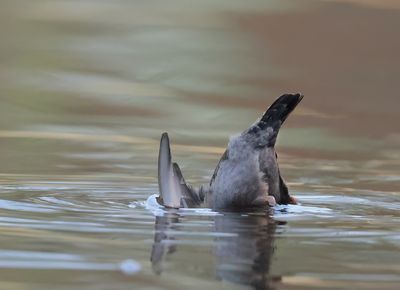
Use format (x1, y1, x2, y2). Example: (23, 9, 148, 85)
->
(157, 93, 303, 210)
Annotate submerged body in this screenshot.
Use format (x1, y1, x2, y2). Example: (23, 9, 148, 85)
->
(157, 93, 303, 210)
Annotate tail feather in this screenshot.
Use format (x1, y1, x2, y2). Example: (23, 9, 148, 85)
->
(246, 93, 303, 147)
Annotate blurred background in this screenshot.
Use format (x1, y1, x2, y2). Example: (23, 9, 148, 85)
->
(0, 1, 399, 290)
(1, 0, 399, 178)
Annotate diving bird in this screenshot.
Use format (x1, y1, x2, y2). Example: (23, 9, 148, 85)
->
(157, 93, 303, 209)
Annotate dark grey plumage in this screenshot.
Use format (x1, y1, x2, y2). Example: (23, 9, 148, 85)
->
(157, 93, 303, 209)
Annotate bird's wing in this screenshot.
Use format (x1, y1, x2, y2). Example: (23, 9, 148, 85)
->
(158, 133, 202, 208)
(172, 163, 202, 207)
(158, 133, 181, 208)
(209, 149, 228, 186)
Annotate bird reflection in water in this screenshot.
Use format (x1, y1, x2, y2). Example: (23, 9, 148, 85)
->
(150, 211, 180, 275)
(150, 209, 283, 290)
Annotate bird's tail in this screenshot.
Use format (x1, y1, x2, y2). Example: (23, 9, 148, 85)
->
(158, 133, 202, 208)
(247, 93, 303, 147)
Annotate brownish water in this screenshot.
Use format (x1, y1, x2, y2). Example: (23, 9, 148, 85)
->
(0, 1, 399, 289)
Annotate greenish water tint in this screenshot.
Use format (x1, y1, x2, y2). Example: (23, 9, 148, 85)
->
(0, 0, 399, 289)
